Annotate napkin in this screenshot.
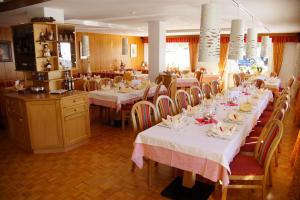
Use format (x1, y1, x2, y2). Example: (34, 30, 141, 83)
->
(242, 91, 251, 96)
(183, 105, 198, 116)
(221, 102, 239, 106)
(239, 102, 252, 112)
(227, 112, 243, 122)
(161, 115, 182, 128)
(101, 85, 111, 90)
(119, 87, 132, 93)
(195, 117, 217, 125)
(210, 122, 236, 136)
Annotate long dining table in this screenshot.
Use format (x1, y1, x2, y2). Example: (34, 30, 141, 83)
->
(131, 87, 273, 187)
(88, 85, 167, 111)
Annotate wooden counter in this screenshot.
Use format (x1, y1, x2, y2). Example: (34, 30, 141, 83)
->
(5, 90, 91, 153)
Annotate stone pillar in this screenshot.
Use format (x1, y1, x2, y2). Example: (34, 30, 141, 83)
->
(148, 21, 166, 82)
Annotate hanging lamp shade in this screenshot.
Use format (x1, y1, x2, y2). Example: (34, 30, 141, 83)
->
(81, 35, 90, 58)
(246, 28, 257, 59)
(122, 37, 128, 55)
(260, 36, 272, 58)
(228, 19, 245, 60)
(198, 3, 220, 62)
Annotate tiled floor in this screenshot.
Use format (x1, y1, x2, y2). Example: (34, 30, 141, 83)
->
(0, 107, 298, 200)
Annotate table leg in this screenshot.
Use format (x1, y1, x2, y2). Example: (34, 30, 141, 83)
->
(182, 171, 196, 188)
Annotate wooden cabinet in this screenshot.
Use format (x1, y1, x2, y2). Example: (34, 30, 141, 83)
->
(5, 91, 90, 153)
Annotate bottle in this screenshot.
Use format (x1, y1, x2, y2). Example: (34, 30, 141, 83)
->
(68, 77, 72, 91)
(71, 76, 75, 90)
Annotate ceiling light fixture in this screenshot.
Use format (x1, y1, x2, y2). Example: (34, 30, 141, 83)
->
(246, 28, 257, 59)
(228, 19, 245, 60)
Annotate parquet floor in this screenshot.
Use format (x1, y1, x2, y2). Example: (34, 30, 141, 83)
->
(0, 107, 298, 200)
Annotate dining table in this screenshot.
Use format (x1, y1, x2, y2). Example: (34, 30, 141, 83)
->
(176, 77, 200, 88)
(131, 87, 273, 188)
(89, 84, 167, 111)
(248, 75, 281, 95)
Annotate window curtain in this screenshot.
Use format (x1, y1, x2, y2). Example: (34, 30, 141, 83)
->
(189, 42, 199, 72)
(273, 42, 285, 75)
(219, 42, 229, 78)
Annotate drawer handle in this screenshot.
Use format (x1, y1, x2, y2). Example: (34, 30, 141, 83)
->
(73, 99, 76, 103)
(74, 109, 77, 112)
(18, 117, 23, 122)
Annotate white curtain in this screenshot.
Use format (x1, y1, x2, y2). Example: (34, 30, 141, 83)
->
(279, 42, 300, 97)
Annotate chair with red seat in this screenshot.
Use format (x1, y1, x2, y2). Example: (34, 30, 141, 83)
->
(258, 100, 288, 127)
(189, 86, 204, 106)
(175, 89, 191, 113)
(222, 120, 283, 200)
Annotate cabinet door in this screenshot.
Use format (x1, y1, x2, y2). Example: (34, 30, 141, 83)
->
(27, 101, 63, 149)
(63, 111, 90, 145)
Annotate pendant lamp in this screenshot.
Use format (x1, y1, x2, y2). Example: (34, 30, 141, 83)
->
(81, 35, 90, 58)
(198, 3, 220, 62)
(122, 37, 128, 55)
(228, 19, 245, 60)
(246, 28, 257, 59)
(260, 36, 271, 58)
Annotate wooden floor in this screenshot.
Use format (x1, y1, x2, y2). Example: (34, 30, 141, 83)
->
(0, 107, 298, 200)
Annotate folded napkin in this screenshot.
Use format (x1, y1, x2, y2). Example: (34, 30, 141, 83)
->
(210, 122, 236, 137)
(242, 91, 251, 96)
(195, 117, 217, 125)
(239, 102, 252, 112)
(119, 87, 132, 93)
(221, 102, 239, 106)
(101, 85, 111, 90)
(183, 105, 198, 116)
(227, 112, 243, 122)
(161, 115, 183, 128)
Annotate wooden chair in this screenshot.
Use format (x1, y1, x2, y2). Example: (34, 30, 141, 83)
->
(74, 79, 87, 91)
(254, 79, 265, 89)
(84, 79, 99, 91)
(189, 86, 204, 106)
(154, 75, 163, 84)
(222, 119, 284, 200)
(270, 72, 277, 77)
(175, 89, 191, 113)
(202, 83, 212, 99)
(131, 101, 159, 186)
(211, 80, 220, 95)
(121, 85, 150, 130)
(194, 71, 204, 86)
(99, 78, 112, 89)
(113, 76, 123, 84)
(239, 72, 246, 82)
(233, 73, 241, 87)
(151, 82, 163, 103)
(155, 95, 177, 120)
(167, 79, 177, 101)
(123, 71, 133, 83)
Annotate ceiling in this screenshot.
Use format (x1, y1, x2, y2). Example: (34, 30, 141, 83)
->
(0, 0, 299, 36)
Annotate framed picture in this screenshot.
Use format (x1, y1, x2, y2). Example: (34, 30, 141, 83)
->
(130, 44, 137, 58)
(0, 40, 13, 62)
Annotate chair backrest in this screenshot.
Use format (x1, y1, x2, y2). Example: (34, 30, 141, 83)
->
(113, 76, 123, 84)
(131, 101, 159, 135)
(239, 72, 245, 82)
(84, 80, 99, 91)
(153, 82, 163, 103)
(156, 95, 177, 120)
(254, 120, 283, 172)
(142, 85, 151, 101)
(254, 79, 265, 89)
(270, 72, 277, 77)
(189, 86, 204, 106)
(167, 79, 177, 100)
(155, 75, 163, 84)
(99, 78, 112, 89)
(194, 71, 204, 84)
(175, 89, 191, 112)
(74, 79, 87, 91)
(202, 83, 212, 99)
(287, 76, 295, 88)
(233, 73, 241, 87)
(211, 80, 220, 95)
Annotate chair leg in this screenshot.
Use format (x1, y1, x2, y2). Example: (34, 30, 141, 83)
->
(147, 160, 153, 187)
(268, 165, 273, 187)
(221, 186, 228, 200)
(122, 111, 125, 130)
(262, 179, 267, 200)
(131, 162, 136, 172)
(275, 148, 279, 167)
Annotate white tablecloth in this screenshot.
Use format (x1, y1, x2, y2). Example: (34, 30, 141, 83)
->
(89, 85, 167, 111)
(134, 89, 273, 173)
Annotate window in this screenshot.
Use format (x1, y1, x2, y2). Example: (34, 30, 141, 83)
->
(166, 43, 190, 70)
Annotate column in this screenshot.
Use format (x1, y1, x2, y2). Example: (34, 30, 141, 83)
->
(148, 21, 166, 82)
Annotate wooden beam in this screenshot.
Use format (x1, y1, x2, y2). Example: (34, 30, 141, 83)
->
(0, 0, 51, 12)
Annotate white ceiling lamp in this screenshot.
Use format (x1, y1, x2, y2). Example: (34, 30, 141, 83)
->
(260, 36, 272, 58)
(228, 19, 245, 60)
(198, 3, 220, 63)
(81, 35, 90, 59)
(246, 28, 257, 59)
